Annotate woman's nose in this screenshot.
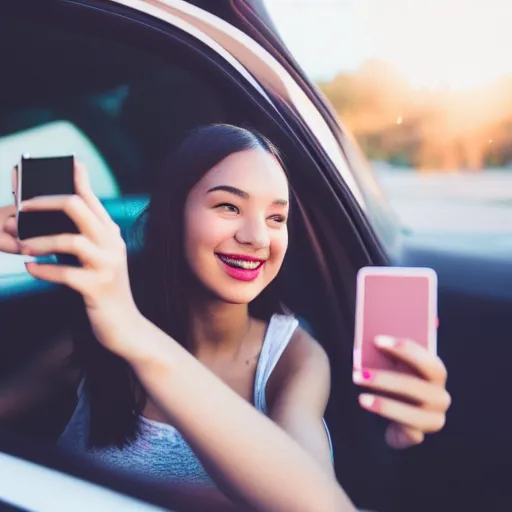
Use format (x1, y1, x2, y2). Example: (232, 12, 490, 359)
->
(235, 217, 270, 249)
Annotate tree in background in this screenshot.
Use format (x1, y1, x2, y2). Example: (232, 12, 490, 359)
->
(318, 60, 512, 171)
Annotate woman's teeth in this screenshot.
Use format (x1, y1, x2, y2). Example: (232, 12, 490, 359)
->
(218, 255, 262, 270)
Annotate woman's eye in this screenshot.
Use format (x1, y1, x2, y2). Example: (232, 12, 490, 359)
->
(216, 203, 239, 214)
(269, 215, 286, 224)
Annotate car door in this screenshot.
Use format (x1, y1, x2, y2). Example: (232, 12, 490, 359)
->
(0, 434, 169, 512)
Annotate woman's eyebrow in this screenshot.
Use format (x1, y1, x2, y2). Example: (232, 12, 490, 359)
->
(207, 185, 248, 198)
(207, 185, 288, 206)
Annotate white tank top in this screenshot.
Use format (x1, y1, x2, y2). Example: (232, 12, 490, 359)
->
(57, 314, 332, 486)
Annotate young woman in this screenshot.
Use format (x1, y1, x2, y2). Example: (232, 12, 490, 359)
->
(0, 125, 450, 511)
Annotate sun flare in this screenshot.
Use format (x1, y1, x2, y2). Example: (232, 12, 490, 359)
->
(363, 0, 512, 90)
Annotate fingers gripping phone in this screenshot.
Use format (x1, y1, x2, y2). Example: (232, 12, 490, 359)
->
(353, 266, 438, 373)
(16, 155, 78, 240)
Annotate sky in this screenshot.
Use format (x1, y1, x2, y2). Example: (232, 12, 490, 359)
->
(264, 0, 512, 89)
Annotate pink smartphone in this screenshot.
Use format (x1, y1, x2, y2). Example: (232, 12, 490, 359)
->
(353, 266, 438, 373)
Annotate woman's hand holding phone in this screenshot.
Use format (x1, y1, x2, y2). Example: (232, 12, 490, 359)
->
(352, 267, 451, 449)
(353, 336, 450, 449)
(18, 163, 140, 358)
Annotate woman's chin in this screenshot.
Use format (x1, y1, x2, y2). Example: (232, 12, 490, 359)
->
(192, 265, 275, 305)
(213, 287, 262, 306)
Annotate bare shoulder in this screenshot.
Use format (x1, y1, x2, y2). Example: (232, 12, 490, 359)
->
(267, 324, 331, 410)
(282, 325, 330, 373)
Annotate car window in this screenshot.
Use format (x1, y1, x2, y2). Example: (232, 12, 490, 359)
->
(266, 0, 512, 244)
(0, 15, 226, 278)
(0, 120, 119, 206)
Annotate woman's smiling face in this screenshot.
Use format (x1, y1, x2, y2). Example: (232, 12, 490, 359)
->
(183, 148, 290, 305)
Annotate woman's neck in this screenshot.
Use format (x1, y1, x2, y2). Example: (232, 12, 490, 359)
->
(189, 300, 252, 359)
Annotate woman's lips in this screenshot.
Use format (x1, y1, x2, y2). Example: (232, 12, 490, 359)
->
(215, 254, 265, 282)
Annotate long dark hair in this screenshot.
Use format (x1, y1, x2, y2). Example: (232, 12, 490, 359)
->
(79, 124, 289, 448)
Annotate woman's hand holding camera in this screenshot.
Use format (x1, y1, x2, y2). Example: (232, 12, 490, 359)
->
(13, 163, 140, 358)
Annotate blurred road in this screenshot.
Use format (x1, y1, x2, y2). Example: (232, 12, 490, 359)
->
(373, 163, 512, 234)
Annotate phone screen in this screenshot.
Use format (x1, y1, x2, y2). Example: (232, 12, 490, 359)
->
(18, 156, 76, 240)
(354, 268, 437, 372)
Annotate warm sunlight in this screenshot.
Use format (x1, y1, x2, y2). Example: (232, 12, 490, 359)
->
(267, 0, 512, 172)
(362, 0, 512, 90)
(266, 0, 512, 89)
